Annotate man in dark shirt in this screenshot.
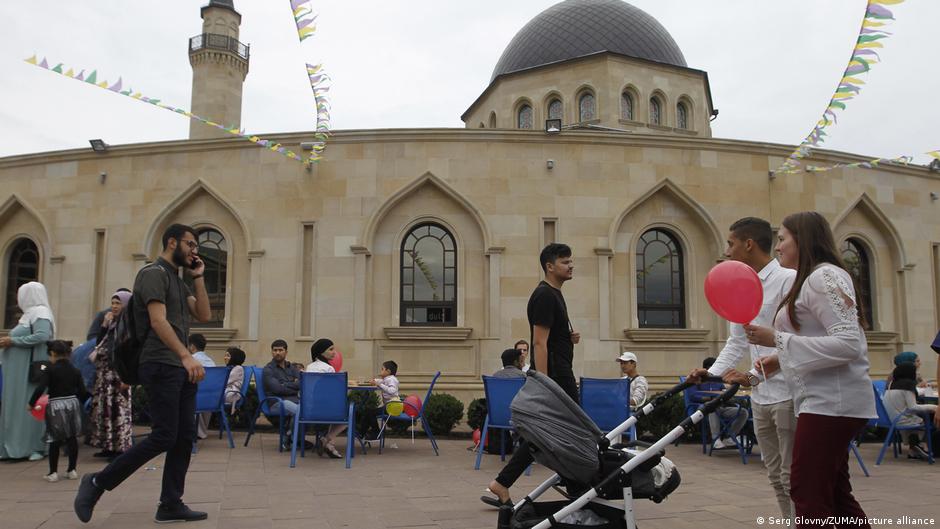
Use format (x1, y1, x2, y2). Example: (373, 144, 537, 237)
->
(75, 224, 211, 524)
(262, 339, 301, 418)
(492, 348, 526, 379)
(484, 243, 580, 508)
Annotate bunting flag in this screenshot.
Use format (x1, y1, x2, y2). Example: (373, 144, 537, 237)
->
(772, 0, 904, 175)
(290, 0, 318, 41)
(24, 55, 305, 163)
(804, 149, 940, 173)
(287, 0, 331, 164)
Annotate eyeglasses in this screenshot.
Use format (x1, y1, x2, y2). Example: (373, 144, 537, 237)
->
(179, 239, 198, 249)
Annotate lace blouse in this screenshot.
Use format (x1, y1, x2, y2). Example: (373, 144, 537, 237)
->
(772, 264, 877, 419)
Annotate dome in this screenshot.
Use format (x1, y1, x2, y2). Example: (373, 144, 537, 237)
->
(491, 0, 687, 81)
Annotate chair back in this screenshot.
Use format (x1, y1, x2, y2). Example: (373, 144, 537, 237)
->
(872, 383, 894, 428)
(237, 365, 253, 399)
(420, 371, 442, 415)
(251, 366, 276, 414)
(482, 375, 526, 429)
(299, 372, 348, 422)
(873, 379, 887, 397)
(195, 366, 232, 413)
(580, 377, 631, 433)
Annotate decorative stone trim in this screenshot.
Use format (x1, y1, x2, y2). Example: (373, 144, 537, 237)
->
(647, 124, 673, 132)
(618, 119, 645, 128)
(50, 255, 66, 264)
(623, 328, 710, 342)
(865, 331, 899, 344)
(673, 127, 698, 136)
(195, 328, 238, 341)
(383, 327, 473, 340)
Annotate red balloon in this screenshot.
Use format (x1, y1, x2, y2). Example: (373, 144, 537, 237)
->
(327, 349, 343, 372)
(30, 394, 48, 422)
(704, 261, 763, 324)
(403, 395, 422, 417)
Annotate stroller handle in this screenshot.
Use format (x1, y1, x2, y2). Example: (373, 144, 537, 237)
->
(647, 375, 724, 408)
(698, 382, 742, 416)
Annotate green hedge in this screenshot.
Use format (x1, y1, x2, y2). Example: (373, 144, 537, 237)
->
(423, 393, 464, 435)
(467, 397, 487, 431)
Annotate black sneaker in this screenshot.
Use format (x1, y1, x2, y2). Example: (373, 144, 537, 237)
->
(73, 473, 104, 523)
(154, 502, 208, 523)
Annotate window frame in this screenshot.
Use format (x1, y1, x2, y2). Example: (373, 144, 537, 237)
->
(185, 227, 228, 328)
(635, 228, 685, 329)
(578, 91, 597, 122)
(649, 96, 663, 126)
(399, 222, 458, 327)
(4, 237, 41, 329)
(841, 237, 875, 330)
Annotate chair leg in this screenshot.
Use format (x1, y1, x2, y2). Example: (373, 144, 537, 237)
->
(221, 411, 234, 449)
(420, 415, 439, 455)
(876, 426, 896, 465)
(926, 424, 935, 465)
(289, 418, 301, 468)
(244, 408, 261, 447)
(346, 407, 354, 469)
(850, 441, 869, 477)
(499, 430, 506, 461)
(475, 416, 490, 470)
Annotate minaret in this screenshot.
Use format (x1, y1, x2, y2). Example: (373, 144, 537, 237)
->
(188, 0, 249, 139)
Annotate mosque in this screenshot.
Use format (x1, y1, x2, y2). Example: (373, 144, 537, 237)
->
(1, 0, 937, 401)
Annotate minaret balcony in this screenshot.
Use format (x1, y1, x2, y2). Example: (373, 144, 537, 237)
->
(189, 33, 249, 61)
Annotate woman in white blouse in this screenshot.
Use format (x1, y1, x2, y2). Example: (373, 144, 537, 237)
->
(744, 212, 875, 528)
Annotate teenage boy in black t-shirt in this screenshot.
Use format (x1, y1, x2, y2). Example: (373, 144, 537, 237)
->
(482, 243, 580, 508)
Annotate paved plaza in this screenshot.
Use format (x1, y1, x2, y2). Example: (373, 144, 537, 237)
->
(1, 430, 938, 529)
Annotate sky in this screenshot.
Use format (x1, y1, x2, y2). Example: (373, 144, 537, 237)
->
(0, 0, 936, 164)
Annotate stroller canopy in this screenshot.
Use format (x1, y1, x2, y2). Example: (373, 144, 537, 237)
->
(510, 371, 604, 484)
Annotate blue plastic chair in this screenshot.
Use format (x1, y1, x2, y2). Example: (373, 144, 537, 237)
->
(243, 366, 290, 452)
(679, 376, 748, 464)
(474, 376, 526, 470)
(377, 371, 441, 455)
(290, 372, 355, 469)
(193, 366, 234, 451)
(580, 377, 636, 442)
(874, 383, 934, 464)
(219, 365, 253, 441)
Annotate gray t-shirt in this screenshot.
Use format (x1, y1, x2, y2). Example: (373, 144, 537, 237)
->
(133, 257, 192, 368)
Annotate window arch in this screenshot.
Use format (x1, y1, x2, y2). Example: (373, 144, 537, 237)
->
(578, 91, 596, 122)
(548, 98, 563, 121)
(649, 96, 663, 126)
(621, 91, 635, 120)
(488, 112, 497, 129)
(401, 222, 456, 326)
(186, 228, 228, 327)
(517, 104, 533, 129)
(841, 238, 874, 330)
(4, 238, 40, 328)
(635, 229, 685, 328)
(676, 101, 689, 129)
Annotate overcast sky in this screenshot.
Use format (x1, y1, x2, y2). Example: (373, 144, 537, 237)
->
(1, 1, 936, 164)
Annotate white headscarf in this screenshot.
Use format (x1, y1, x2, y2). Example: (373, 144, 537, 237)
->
(17, 281, 55, 334)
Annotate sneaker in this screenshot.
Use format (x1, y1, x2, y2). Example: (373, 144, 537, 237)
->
(324, 444, 343, 459)
(44, 472, 59, 483)
(65, 470, 79, 480)
(909, 445, 930, 460)
(28, 452, 45, 461)
(154, 502, 208, 523)
(73, 473, 105, 523)
(713, 437, 737, 450)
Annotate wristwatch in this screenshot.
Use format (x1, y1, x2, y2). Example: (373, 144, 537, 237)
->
(746, 373, 761, 387)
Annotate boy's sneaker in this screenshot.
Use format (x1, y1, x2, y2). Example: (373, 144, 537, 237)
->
(712, 437, 737, 449)
(154, 502, 208, 523)
(65, 470, 79, 480)
(44, 472, 59, 483)
(909, 444, 930, 460)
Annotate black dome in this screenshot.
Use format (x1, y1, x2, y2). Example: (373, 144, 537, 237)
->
(491, 0, 687, 81)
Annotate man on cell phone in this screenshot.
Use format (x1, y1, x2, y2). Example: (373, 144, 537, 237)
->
(75, 223, 211, 524)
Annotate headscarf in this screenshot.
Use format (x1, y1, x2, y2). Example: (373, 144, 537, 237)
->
(893, 351, 918, 366)
(226, 347, 246, 367)
(112, 290, 132, 310)
(311, 338, 334, 363)
(889, 362, 918, 396)
(17, 281, 55, 334)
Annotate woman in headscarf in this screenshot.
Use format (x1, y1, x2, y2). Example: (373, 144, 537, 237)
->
(223, 346, 247, 411)
(0, 282, 55, 460)
(88, 290, 133, 459)
(883, 362, 937, 460)
(304, 338, 345, 459)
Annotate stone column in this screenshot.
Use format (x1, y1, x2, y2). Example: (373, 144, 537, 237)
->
(485, 247, 505, 338)
(351, 246, 371, 339)
(594, 247, 613, 339)
(247, 250, 265, 340)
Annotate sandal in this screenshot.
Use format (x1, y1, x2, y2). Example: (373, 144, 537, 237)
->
(480, 490, 513, 509)
(325, 444, 343, 459)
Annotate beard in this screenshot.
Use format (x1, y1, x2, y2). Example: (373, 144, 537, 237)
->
(171, 245, 190, 268)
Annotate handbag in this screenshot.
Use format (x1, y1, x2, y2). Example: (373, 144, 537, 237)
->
(27, 322, 51, 384)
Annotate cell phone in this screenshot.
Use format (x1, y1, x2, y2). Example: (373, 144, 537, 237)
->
(189, 256, 201, 270)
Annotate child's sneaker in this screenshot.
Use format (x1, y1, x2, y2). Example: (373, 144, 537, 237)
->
(44, 472, 59, 482)
(65, 470, 79, 480)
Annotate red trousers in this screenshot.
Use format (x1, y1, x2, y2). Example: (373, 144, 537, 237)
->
(791, 413, 870, 529)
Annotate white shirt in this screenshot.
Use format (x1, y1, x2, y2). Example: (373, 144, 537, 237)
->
(623, 374, 648, 408)
(192, 351, 216, 368)
(708, 259, 795, 405)
(305, 359, 335, 373)
(374, 375, 400, 404)
(771, 264, 876, 419)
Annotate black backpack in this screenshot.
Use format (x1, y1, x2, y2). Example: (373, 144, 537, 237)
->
(111, 264, 161, 385)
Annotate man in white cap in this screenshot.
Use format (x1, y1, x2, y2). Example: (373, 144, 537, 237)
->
(617, 352, 648, 408)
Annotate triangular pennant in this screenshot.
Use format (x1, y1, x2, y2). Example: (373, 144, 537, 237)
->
(85, 70, 97, 84)
(24, 55, 37, 65)
(39, 58, 49, 69)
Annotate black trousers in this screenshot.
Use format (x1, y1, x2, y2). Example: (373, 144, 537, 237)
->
(49, 437, 78, 474)
(495, 373, 578, 489)
(94, 362, 197, 506)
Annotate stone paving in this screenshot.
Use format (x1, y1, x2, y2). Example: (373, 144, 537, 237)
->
(1, 430, 938, 529)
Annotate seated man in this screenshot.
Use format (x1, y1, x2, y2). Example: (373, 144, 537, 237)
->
(617, 351, 648, 408)
(262, 339, 300, 446)
(492, 348, 526, 378)
(188, 333, 215, 439)
(702, 357, 748, 450)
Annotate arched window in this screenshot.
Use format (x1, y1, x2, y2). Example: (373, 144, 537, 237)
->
(621, 92, 634, 120)
(578, 92, 596, 122)
(186, 228, 227, 327)
(4, 238, 40, 328)
(841, 238, 874, 330)
(488, 112, 497, 129)
(635, 229, 684, 328)
(548, 99, 563, 121)
(517, 104, 533, 129)
(676, 102, 689, 129)
(649, 97, 662, 126)
(401, 223, 457, 326)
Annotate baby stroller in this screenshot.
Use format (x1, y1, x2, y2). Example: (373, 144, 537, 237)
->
(497, 371, 740, 529)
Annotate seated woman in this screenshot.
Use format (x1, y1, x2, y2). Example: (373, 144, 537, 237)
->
(223, 347, 247, 412)
(304, 338, 346, 459)
(883, 362, 937, 459)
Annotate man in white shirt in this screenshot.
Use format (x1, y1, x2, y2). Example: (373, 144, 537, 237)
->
(616, 352, 648, 408)
(188, 334, 216, 439)
(687, 217, 796, 521)
(514, 340, 530, 372)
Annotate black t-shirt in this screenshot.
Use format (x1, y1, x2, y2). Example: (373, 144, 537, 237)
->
(527, 280, 574, 376)
(30, 361, 91, 406)
(134, 257, 192, 368)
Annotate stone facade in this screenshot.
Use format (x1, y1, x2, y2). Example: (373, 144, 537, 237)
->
(1, 130, 938, 403)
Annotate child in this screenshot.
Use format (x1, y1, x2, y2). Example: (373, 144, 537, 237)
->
(884, 361, 937, 459)
(358, 360, 400, 440)
(29, 340, 90, 482)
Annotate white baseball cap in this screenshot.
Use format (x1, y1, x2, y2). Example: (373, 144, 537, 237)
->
(617, 352, 637, 363)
